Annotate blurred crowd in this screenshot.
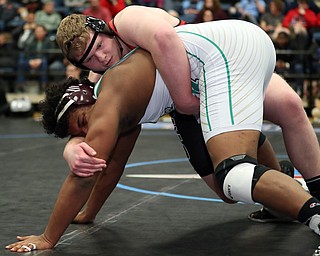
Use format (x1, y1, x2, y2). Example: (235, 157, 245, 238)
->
(1, 0, 320, 99)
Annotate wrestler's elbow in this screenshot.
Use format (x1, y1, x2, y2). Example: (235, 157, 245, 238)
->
(69, 171, 98, 188)
(153, 28, 176, 51)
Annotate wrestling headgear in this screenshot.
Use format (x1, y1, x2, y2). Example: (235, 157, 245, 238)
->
(55, 83, 96, 122)
(69, 16, 119, 71)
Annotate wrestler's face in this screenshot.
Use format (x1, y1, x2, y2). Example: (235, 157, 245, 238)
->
(76, 33, 123, 73)
(67, 105, 92, 137)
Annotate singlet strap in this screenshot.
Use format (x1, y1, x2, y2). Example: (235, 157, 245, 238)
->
(108, 19, 136, 50)
(107, 18, 187, 51)
(177, 19, 187, 26)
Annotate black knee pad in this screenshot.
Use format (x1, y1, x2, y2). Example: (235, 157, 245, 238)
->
(170, 110, 214, 177)
(258, 133, 266, 148)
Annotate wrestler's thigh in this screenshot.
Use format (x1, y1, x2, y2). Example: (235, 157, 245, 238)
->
(205, 130, 260, 169)
(263, 73, 301, 124)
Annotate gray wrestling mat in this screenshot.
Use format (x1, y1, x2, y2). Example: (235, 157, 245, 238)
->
(0, 117, 319, 256)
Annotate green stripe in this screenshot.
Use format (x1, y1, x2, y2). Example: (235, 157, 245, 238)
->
(177, 31, 233, 127)
(184, 50, 210, 130)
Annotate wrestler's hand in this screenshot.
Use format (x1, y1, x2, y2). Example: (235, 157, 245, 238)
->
(64, 140, 106, 177)
(175, 95, 200, 116)
(72, 210, 95, 224)
(5, 234, 54, 252)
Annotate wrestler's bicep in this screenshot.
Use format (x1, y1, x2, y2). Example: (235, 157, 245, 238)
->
(85, 95, 123, 162)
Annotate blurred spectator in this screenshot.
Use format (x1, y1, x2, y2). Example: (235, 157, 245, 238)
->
(273, 30, 305, 96)
(193, 0, 228, 23)
(308, 0, 320, 14)
(0, 32, 17, 70)
(0, 32, 18, 92)
(237, 0, 266, 24)
(6, 4, 29, 33)
(281, 0, 315, 97)
(200, 8, 215, 21)
(65, 62, 82, 79)
(0, 0, 18, 32)
(16, 6, 29, 23)
(12, 12, 37, 50)
(274, 31, 298, 73)
(64, 0, 86, 13)
(53, 0, 69, 16)
(307, 11, 320, 97)
(179, 0, 204, 23)
(283, 0, 320, 14)
(21, 0, 43, 13)
(15, 25, 56, 92)
(100, 0, 126, 17)
(309, 11, 320, 45)
(64, 58, 88, 79)
(83, 0, 112, 22)
(282, 0, 317, 49)
(35, 0, 62, 36)
(260, 0, 285, 41)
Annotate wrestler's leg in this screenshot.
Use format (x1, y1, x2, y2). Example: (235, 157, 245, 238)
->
(206, 130, 315, 221)
(257, 136, 280, 170)
(73, 126, 141, 224)
(264, 74, 320, 179)
(170, 111, 281, 203)
(201, 174, 235, 203)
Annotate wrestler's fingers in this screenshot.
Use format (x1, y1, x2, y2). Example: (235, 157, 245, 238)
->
(6, 241, 36, 252)
(6, 234, 54, 252)
(73, 161, 106, 170)
(6, 244, 30, 252)
(16, 235, 33, 241)
(81, 159, 106, 168)
(72, 169, 101, 177)
(79, 142, 99, 157)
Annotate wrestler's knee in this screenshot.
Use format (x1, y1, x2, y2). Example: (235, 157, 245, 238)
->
(283, 92, 304, 113)
(215, 154, 270, 204)
(202, 174, 236, 204)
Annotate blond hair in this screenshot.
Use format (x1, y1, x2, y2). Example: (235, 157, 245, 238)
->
(56, 14, 91, 62)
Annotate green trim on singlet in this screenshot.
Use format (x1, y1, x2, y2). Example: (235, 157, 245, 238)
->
(94, 47, 140, 97)
(184, 50, 210, 129)
(177, 31, 234, 128)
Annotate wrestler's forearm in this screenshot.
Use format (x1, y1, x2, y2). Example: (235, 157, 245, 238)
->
(84, 166, 124, 220)
(43, 174, 97, 246)
(152, 39, 197, 114)
(150, 14, 196, 114)
(84, 126, 141, 219)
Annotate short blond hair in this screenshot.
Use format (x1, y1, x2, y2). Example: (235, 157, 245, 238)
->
(56, 14, 91, 62)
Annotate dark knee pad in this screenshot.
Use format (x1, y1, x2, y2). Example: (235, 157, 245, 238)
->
(170, 110, 214, 177)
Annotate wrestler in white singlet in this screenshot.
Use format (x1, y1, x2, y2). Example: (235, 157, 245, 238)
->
(94, 20, 276, 142)
(175, 20, 276, 142)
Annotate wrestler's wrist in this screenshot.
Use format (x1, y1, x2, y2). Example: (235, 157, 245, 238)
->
(41, 233, 55, 248)
(175, 97, 200, 115)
